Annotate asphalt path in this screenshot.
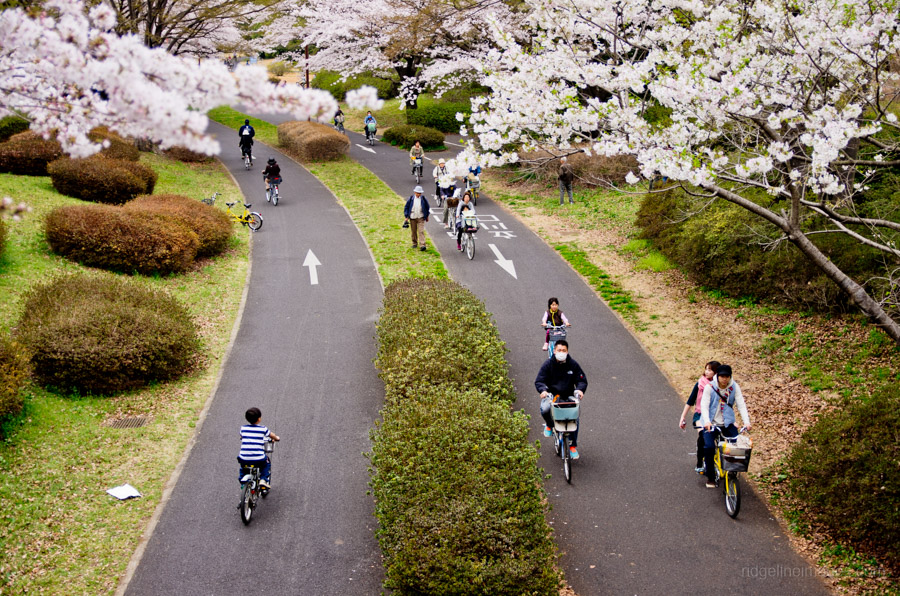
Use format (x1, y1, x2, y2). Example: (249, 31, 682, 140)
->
(236, 115, 832, 595)
(123, 121, 384, 595)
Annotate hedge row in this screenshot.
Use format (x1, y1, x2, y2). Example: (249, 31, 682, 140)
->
(635, 186, 886, 310)
(406, 102, 471, 133)
(48, 157, 157, 204)
(311, 69, 398, 101)
(517, 149, 639, 187)
(0, 129, 139, 177)
(786, 383, 900, 571)
(278, 120, 349, 162)
(0, 116, 29, 143)
(371, 278, 560, 594)
(382, 124, 444, 151)
(164, 146, 214, 163)
(15, 274, 199, 395)
(0, 333, 29, 428)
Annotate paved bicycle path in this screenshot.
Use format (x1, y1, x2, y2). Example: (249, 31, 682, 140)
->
(241, 115, 832, 595)
(123, 122, 384, 595)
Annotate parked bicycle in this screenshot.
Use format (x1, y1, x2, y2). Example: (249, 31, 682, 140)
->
(709, 426, 752, 518)
(544, 324, 569, 358)
(264, 173, 281, 206)
(549, 395, 580, 484)
(226, 200, 263, 231)
(459, 212, 478, 260)
(412, 157, 423, 183)
(239, 439, 275, 525)
(201, 191, 220, 206)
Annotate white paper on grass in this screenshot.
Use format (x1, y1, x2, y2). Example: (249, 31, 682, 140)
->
(107, 484, 142, 500)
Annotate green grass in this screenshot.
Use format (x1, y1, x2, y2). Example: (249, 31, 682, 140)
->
(207, 106, 279, 146)
(0, 155, 249, 594)
(553, 243, 640, 325)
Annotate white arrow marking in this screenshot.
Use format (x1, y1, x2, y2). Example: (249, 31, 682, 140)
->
(355, 144, 376, 154)
(303, 249, 321, 285)
(489, 244, 517, 279)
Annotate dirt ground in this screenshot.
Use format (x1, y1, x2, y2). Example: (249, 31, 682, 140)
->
(484, 175, 893, 595)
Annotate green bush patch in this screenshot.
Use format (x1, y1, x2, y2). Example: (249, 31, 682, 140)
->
(406, 102, 470, 132)
(382, 124, 445, 151)
(0, 116, 29, 143)
(312, 69, 397, 101)
(15, 274, 199, 395)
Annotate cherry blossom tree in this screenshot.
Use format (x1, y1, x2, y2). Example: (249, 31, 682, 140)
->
(0, 0, 345, 157)
(467, 0, 900, 342)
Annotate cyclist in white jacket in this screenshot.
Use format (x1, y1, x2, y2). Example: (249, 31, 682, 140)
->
(699, 364, 752, 488)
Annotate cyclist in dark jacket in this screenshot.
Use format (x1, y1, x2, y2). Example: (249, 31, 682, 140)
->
(534, 339, 587, 458)
(239, 119, 255, 163)
(262, 157, 281, 193)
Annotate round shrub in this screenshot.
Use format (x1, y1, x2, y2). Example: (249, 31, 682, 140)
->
(278, 121, 350, 162)
(0, 333, 30, 427)
(89, 127, 140, 162)
(0, 116, 29, 143)
(48, 156, 157, 204)
(126, 194, 232, 258)
(0, 131, 64, 176)
(382, 124, 445, 150)
(15, 274, 200, 395)
(163, 146, 214, 163)
(45, 204, 200, 274)
(406, 102, 471, 133)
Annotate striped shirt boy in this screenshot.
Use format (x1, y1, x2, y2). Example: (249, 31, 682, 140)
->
(239, 424, 270, 461)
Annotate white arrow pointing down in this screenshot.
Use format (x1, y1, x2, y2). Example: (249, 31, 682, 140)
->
(488, 244, 517, 279)
(303, 249, 321, 285)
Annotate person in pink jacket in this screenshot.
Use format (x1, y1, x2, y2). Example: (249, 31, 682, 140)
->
(679, 361, 721, 473)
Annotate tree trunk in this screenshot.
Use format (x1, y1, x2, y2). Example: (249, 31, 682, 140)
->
(395, 58, 419, 111)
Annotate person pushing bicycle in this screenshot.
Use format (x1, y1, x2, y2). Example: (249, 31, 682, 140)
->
(535, 339, 588, 459)
(238, 407, 279, 489)
(699, 364, 752, 488)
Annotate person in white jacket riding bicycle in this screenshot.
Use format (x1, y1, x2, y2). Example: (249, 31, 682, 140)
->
(699, 364, 752, 488)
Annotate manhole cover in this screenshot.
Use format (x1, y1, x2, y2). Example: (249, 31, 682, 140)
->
(104, 416, 148, 429)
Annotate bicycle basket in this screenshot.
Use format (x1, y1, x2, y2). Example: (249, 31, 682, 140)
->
(462, 215, 478, 231)
(721, 448, 751, 472)
(467, 175, 481, 189)
(551, 401, 580, 421)
(548, 327, 567, 341)
(366, 122, 376, 132)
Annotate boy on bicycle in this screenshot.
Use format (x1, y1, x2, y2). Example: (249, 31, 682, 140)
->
(262, 157, 282, 193)
(699, 364, 751, 488)
(238, 407, 280, 488)
(534, 340, 588, 459)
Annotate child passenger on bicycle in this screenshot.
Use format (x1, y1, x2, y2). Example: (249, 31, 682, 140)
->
(699, 364, 752, 488)
(678, 361, 720, 473)
(238, 407, 280, 489)
(454, 191, 474, 250)
(541, 297, 570, 351)
(262, 157, 282, 193)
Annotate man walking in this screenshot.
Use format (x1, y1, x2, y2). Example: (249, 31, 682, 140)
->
(558, 156, 575, 205)
(404, 185, 431, 251)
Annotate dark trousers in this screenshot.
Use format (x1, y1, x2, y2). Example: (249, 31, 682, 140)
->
(238, 456, 270, 483)
(702, 424, 738, 484)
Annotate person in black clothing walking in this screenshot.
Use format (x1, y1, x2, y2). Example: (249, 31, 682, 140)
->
(535, 339, 588, 459)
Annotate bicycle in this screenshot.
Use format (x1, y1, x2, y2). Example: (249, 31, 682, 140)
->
(459, 213, 477, 260)
(201, 191, 220, 206)
(365, 123, 377, 145)
(412, 157, 423, 183)
(709, 425, 752, 518)
(544, 324, 569, 358)
(549, 395, 580, 484)
(242, 148, 253, 170)
(466, 174, 480, 206)
(334, 116, 345, 134)
(264, 174, 281, 206)
(238, 439, 275, 525)
(226, 200, 263, 231)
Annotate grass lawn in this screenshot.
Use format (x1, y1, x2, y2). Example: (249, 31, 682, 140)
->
(207, 106, 279, 146)
(339, 94, 442, 133)
(0, 154, 249, 594)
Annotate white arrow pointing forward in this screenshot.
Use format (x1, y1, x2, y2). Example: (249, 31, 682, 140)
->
(303, 249, 321, 285)
(488, 244, 517, 279)
(354, 143, 376, 154)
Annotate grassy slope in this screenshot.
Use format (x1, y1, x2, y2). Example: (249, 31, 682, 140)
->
(0, 154, 249, 594)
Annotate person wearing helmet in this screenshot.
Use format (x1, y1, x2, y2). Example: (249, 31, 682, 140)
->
(262, 157, 282, 196)
(403, 185, 431, 251)
(238, 119, 255, 164)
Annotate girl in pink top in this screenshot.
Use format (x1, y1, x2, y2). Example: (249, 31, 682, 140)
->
(678, 361, 720, 473)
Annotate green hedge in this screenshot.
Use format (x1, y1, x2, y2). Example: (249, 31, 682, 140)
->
(0, 333, 29, 428)
(786, 384, 900, 570)
(15, 274, 199, 395)
(406, 102, 470, 133)
(371, 278, 560, 594)
(382, 125, 445, 151)
(0, 116, 29, 143)
(312, 69, 397, 101)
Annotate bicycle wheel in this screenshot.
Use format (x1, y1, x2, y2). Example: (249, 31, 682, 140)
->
(248, 212, 263, 231)
(272, 188, 278, 206)
(265, 188, 271, 203)
(472, 190, 477, 206)
(562, 434, 572, 484)
(725, 472, 741, 518)
(240, 481, 254, 525)
(552, 429, 560, 455)
(466, 233, 475, 259)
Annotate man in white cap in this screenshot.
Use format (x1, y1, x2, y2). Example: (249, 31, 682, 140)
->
(432, 158, 455, 207)
(403, 185, 431, 251)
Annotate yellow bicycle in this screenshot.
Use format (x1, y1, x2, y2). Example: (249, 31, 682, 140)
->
(710, 426, 752, 518)
(226, 199, 263, 231)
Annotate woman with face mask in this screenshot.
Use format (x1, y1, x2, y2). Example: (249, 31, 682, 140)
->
(534, 340, 588, 459)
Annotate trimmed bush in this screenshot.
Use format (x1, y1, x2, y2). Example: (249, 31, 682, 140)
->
(371, 278, 559, 593)
(126, 194, 232, 258)
(0, 333, 29, 427)
(89, 127, 140, 161)
(0, 132, 63, 175)
(48, 156, 157, 204)
(45, 204, 199, 274)
(382, 124, 444, 150)
(786, 384, 900, 571)
(267, 61, 290, 77)
(15, 274, 199, 395)
(278, 120, 350, 162)
(311, 69, 397, 101)
(163, 146, 214, 163)
(406, 102, 471, 133)
(0, 116, 29, 143)
(517, 148, 640, 187)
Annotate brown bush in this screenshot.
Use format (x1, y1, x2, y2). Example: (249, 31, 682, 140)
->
(45, 204, 199, 274)
(517, 148, 639, 187)
(0, 333, 29, 426)
(164, 146, 214, 163)
(278, 120, 349, 162)
(15, 274, 199, 395)
(89, 127, 140, 161)
(48, 157, 157, 204)
(0, 132, 63, 175)
(126, 194, 232, 257)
